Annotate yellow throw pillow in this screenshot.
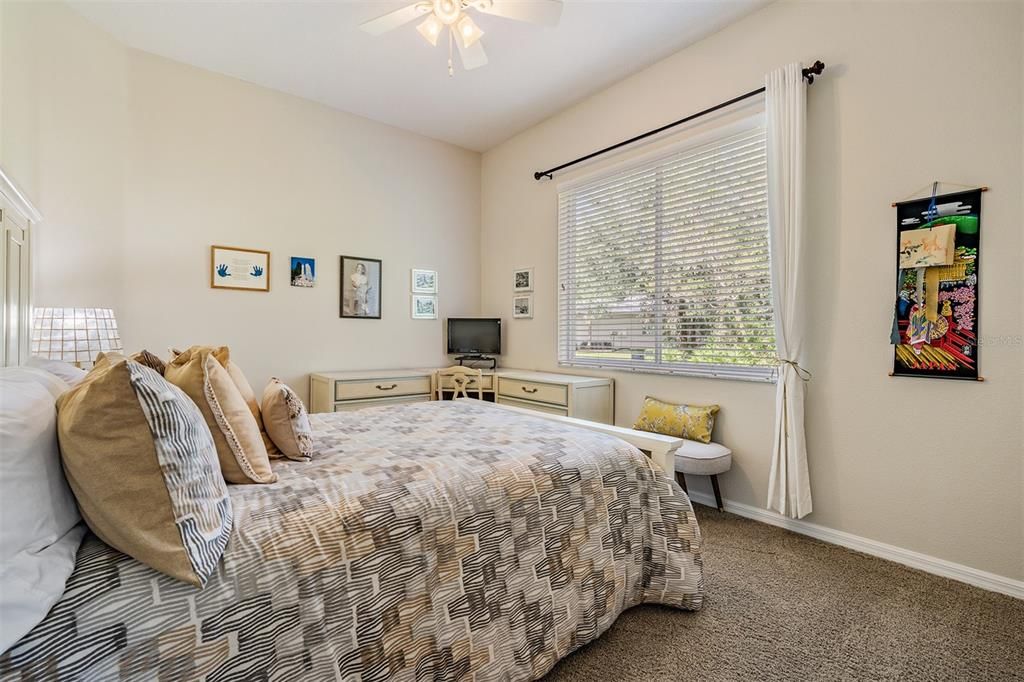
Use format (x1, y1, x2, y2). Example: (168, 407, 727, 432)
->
(57, 353, 232, 586)
(633, 396, 720, 444)
(261, 378, 315, 462)
(165, 347, 277, 484)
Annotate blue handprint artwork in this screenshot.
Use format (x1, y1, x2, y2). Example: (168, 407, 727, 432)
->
(211, 246, 271, 291)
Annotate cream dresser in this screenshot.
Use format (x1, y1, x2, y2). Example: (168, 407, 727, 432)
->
(310, 369, 434, 413)
(493, 370, 613, 423)
(310, 368, 614, 424)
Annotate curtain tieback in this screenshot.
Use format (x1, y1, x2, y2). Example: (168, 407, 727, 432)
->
(774, 358, 812, 382)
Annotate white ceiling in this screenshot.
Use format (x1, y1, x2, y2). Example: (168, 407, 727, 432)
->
(69, 0, 767, 151)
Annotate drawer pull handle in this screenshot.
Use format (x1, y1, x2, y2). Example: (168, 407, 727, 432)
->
(376, 384, 398, 391)
(521, 386, 539, 394)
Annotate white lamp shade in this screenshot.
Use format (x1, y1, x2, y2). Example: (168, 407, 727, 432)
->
(456, 15, 484, 48)
(416, 14, 443, 46)
(31, 308, 122, 368)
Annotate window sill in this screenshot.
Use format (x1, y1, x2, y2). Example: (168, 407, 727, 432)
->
(558, 360, 777, 384)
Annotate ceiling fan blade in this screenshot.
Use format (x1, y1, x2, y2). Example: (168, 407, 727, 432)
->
(456, 35, 488, 70)
(472, 0, 562, 26)
(360, 2, 431, 36)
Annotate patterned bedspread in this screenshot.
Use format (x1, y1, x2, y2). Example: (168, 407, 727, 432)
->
(2, 399, 703, 681)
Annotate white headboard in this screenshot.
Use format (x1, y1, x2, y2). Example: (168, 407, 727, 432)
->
(1, 165, 42, 367)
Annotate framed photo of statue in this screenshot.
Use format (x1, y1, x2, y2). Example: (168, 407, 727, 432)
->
(341, 255, 382, 319)
(210, 245, 270, 292)
(290, 257, 316, 287)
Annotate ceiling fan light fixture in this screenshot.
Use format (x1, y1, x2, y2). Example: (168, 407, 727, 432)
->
(416, 14, 444, 46)
(456, 15, 484, 48)
(433, 0, 462, 25)
(359, 0, 563, 76)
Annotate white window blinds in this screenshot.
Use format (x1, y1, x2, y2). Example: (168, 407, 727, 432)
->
(557, 123, 776, 381)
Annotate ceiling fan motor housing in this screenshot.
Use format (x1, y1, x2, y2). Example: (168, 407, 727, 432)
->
(434, 0, 462, 24)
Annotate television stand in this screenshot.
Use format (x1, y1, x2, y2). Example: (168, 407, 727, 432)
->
(455, 355, 497, 370)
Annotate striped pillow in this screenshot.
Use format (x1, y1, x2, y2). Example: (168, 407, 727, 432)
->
(57, 354, 232, 586)
(128, 362, 232, 582)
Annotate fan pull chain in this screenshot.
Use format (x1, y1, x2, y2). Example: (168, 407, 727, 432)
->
(448, 28, 454, 77)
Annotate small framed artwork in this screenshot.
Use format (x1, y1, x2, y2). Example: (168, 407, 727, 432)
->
(411, 268, 438, 294)
(340, 255, 382, 319)
(411, 295, 438, 319)
(290, 257, 316, 287)
(513, 267, 534, 292)
(211, 246, 270, 291)
(513, 294, 533, 319)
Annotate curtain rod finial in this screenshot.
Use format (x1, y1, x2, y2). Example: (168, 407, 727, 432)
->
(802, 60, 825, 84)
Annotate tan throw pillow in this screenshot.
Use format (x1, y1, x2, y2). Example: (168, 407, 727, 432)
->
(171, 346, 281, 458)
(165, 347, 277, 484)
(221, 356, 282, 459)
(57, 353, 232, 586)
(261, 378, 315, 462)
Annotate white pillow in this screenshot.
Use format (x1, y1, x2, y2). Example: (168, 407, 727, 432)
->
(24, 356, 87, 387)
(0, 367, 86, 652)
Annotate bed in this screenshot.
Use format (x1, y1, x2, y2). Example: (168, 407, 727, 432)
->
(1, 399, 703, 681)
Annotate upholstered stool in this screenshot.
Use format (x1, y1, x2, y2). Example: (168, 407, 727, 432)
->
(674, 441, 732, 511)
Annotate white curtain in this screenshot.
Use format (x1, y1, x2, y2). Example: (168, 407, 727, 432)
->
(765, 63, 812, 519)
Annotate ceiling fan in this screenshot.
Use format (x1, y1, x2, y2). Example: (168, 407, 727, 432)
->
(360, 0, 563, 76)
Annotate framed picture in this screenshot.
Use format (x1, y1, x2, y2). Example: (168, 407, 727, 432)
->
(341, 256, 382, 318)
(411, 295, 438, 319)
(211, 246, 270, 291)
(513, 267, 534, 292)
(290, 257, 316, 287)
(411, 268, 438, 294)
(513, 294, 533, 319)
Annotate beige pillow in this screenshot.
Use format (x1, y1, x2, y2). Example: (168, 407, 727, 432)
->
(171, 346, 280, 458)
(57, 353, 232, 586)
(261, 378, 315, 461)
(165, 347, 277, 484)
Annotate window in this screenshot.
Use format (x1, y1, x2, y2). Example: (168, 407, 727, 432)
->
(557, 121, 776, 381)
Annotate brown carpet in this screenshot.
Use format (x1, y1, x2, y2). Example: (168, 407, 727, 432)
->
(544, 506, 1024, 681)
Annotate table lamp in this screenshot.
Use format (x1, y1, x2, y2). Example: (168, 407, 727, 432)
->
(31, 308, 122, 369)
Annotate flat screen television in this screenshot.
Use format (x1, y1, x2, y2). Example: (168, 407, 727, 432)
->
(447, 318, 501, 355)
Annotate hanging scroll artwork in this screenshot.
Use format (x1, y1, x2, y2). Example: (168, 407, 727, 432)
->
(891, 188, 982, 380)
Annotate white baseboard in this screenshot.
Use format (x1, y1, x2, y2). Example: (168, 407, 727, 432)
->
(685, 490, 1024, 600)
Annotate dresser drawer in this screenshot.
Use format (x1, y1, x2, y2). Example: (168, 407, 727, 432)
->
(333, 394, 431, 411)
(438, 374, 493, 391)
(498, 378, 568, 406)
(335, 376, 431, 401)
(497, 396, 569, 417)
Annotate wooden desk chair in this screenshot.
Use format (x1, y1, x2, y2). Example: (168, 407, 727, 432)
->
(434, 366, 483, 401)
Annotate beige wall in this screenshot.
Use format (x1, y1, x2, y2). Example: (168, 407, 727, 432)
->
(1, 1, 481, 400)
(1, 0, 128, 311)
(481, 0, 1023, 580)
(120, 51, 480, 398)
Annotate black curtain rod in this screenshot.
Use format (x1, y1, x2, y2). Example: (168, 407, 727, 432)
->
(533, 60, 825, 181)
